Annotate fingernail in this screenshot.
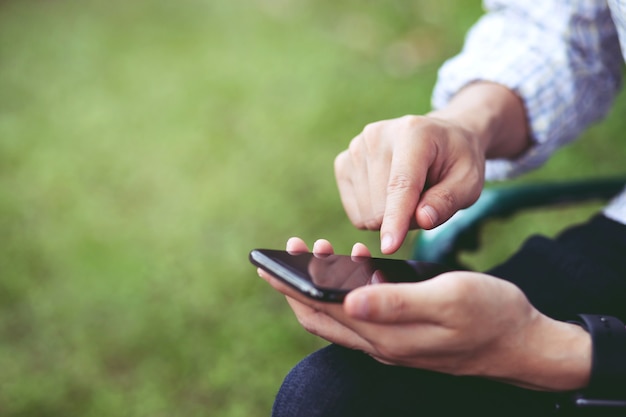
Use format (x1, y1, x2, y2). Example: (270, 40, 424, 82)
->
(421, 205, 438, 227)
(381, 233, 394, 252)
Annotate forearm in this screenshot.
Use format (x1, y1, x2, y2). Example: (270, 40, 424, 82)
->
(428, 81, 530, 160)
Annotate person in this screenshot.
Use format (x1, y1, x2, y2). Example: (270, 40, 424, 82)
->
(257, 0, 626, 415)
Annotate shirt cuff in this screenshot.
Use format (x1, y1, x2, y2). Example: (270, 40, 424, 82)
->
(430, 6, 619, 181)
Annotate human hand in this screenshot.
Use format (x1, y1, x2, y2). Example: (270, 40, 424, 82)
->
(259, 238, 592, 392)
(334, 114, 485, 254)
(334, 82, 531, 254)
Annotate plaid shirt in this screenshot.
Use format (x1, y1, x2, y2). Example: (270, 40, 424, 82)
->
(432, 0, 626, 224)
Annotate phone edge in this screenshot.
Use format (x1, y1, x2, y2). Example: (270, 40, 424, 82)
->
(249, 249, 346, 303)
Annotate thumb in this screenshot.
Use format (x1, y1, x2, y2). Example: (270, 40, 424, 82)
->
(416, 178, 481, 229)
(343, 283, 434, 323)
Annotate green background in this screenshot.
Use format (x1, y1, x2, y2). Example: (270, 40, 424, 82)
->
(1, 1, 624, 416)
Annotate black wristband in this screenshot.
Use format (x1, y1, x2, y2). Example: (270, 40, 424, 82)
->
(573, 314, 626, 403)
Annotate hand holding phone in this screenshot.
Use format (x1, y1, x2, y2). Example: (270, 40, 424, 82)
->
(253, 238, 593, 393)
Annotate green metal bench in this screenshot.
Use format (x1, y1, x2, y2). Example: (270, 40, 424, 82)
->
(412, 177, 626, 269)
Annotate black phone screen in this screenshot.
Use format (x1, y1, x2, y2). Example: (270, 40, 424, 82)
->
(250, 249, 451, 302)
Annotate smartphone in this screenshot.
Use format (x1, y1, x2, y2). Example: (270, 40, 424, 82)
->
(250, 249, 452, 303)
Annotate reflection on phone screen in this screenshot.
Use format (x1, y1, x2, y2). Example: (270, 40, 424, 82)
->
(258, 250, 450, 291)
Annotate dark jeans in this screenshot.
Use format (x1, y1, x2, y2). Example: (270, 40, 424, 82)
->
(272, 215, 626, 416)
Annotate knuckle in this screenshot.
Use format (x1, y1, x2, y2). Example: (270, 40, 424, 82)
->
(429, 187, 457, 213)
(334, 151, 349, 175)
(378, 290, 410, 321)
(297, 314, 320, 335)
(348, 136, 363, 159)
(436, 276, 476, 318)
(375, 343, 401, 361)
(352, 218, 368, 230)
(363, 213, 384, 230)
(468, 164, 483, 184)
(441, 274, 469, 297)
(465, 169, 484, 204)
(374, 339, 413, 362)
(344, 210, 366, 229)
(387, 173, 416, 195)
(360, 122, 386, 153)
(361, 121, 382, 139)
(400, 114, 432, 135)
(363, 216, 383, 231)
(399, 114, 422, 127)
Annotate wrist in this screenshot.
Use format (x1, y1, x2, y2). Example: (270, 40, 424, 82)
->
(428, 81, 530, 159)
(528, 317, 592, 392)
(486, 314, 592, 392)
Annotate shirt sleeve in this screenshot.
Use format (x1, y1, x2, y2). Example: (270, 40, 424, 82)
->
(432, 0, 623, 180)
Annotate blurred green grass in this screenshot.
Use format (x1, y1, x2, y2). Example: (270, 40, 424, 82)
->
(0, 1, 625, 416)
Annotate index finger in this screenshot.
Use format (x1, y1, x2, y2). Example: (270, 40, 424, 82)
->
(380, 138, 433, 254)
